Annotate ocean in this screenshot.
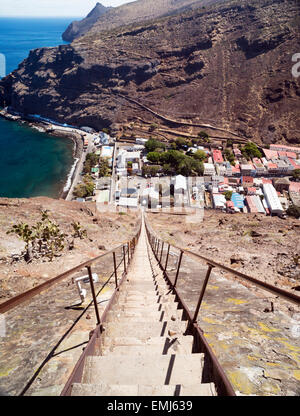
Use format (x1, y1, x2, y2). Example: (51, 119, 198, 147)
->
(0, 17, 79, 198)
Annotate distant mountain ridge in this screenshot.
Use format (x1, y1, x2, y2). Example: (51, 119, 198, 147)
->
(62, 2, 111, 42)
(1, 0, 299, 146)
(63, 0, 220, 42)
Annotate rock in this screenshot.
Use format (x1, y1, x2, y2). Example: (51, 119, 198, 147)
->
(62, 3, 110, 42)
(263, 368, 287, 381)
(250, 230, 262, 237)
(98, 245, 106, 251)
(230, 255, 245, 265)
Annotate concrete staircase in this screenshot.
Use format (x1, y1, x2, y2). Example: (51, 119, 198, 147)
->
(71, 219, 217, 396)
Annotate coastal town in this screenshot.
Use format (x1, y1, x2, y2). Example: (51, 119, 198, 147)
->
(67, 124, 300, 219)
(1, 106, 299, 218)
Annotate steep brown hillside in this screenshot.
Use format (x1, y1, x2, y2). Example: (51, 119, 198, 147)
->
(0, 197, 138, 301)
(0, 0, 299, 145)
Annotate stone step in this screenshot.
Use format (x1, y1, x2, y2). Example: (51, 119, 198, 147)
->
(104, 308, 184, 323)
(109, 303, 182, 316)
(110, 297, 178, 310)
(95, 335, 194, 356)
(71, 382, 176, 396)
(71, 382, 216, 396)
(102, 320, 187, 339)
(115, 292, 176, 305)
(82, 353, 205, 386)
(122, 283, 170, 294)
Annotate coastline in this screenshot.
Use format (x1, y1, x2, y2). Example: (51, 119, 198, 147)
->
(0, 108, 85, 201)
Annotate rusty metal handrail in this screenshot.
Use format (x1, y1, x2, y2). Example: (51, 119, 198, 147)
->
(145, 219, 236, 396)
(0, 224, 141, 315)
(145, 218, 300, 307)
(144, 216, 300, 395)
(61, 220, 142, 396)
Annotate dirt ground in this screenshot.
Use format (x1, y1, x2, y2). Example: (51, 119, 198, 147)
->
(147, 210, 300, 295)
(0, 197, 138, 301)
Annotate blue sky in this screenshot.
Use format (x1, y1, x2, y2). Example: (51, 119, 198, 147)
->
(0, 0, 135, 17)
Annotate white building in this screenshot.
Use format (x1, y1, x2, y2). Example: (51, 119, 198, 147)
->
(215, 164, 226, 176)
(175, 175, 187, 192)
(213, 193, 226, 209)
(117, 150, 141, 169)
(263, 183, 284, 215)
(204, 163, 216, 176)
(275, 159, 289, 174)
(240, 164, 252, 176)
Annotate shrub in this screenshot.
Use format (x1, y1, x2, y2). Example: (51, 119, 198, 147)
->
(145, 138, 165, 152)
(287, 205, 300, 219)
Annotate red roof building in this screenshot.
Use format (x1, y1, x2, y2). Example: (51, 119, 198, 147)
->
(262, 178, 272, 184)
(245, 196, 258, 213)
(242, 176, 254, 186)
(288, 158, 298, 168)
(212, 149, 224, 164)
(247, 187, 257, 195)
(270, 144, 300, 154)
(263, 148, 278, 160)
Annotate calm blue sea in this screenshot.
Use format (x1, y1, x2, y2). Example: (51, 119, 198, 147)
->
(0, 17, 79, 198)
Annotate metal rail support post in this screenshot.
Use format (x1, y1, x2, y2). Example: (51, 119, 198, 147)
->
(86, 265, 101, 326)
(113, 252, 118, 289)
(123, 245, 127, 273)
(156, 241, 160, 258)
(164, 244, 170, 272)
(192, 264, 215, 323)
(173, 251, 184, 288)
(160, 242, 164, 263)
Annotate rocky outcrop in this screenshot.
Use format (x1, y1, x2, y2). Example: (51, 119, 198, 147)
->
(0, 0, 299, 145)
(62, 0, 217, 42)
(62, 3, 110, 42)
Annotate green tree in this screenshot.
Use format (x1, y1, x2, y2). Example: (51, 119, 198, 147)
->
(142, 165, 161, 176)
(148, 123, 158, 132)
(162, 163, 174, 175)
(241, 142, 262, 159)
(198, 131, 209, 141)
(145, 138, 166, 152)
(286, 205, 300, 219)
(292, 169, 300, 182)
(224, 148, 235, 163)
(99, 157, 111, 177)
(193, 150, 206, 162)
(83, 152, 99, 174)
(73, 175, 95, 198)
(224, 191, 233, 201)
(147, 151, 161, 164)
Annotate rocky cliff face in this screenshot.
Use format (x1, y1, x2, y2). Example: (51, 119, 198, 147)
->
(62, 2, 110, 42)
(0, 0, 299, 144)
(62, 0, 218, 42)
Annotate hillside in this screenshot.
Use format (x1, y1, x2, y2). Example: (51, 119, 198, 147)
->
(0, 0, 299, 145)
(147, 210, 300, 298)
(62, 0, 219, 42)
(0, 198, 137, 301)
(62, 2, 111, 42)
